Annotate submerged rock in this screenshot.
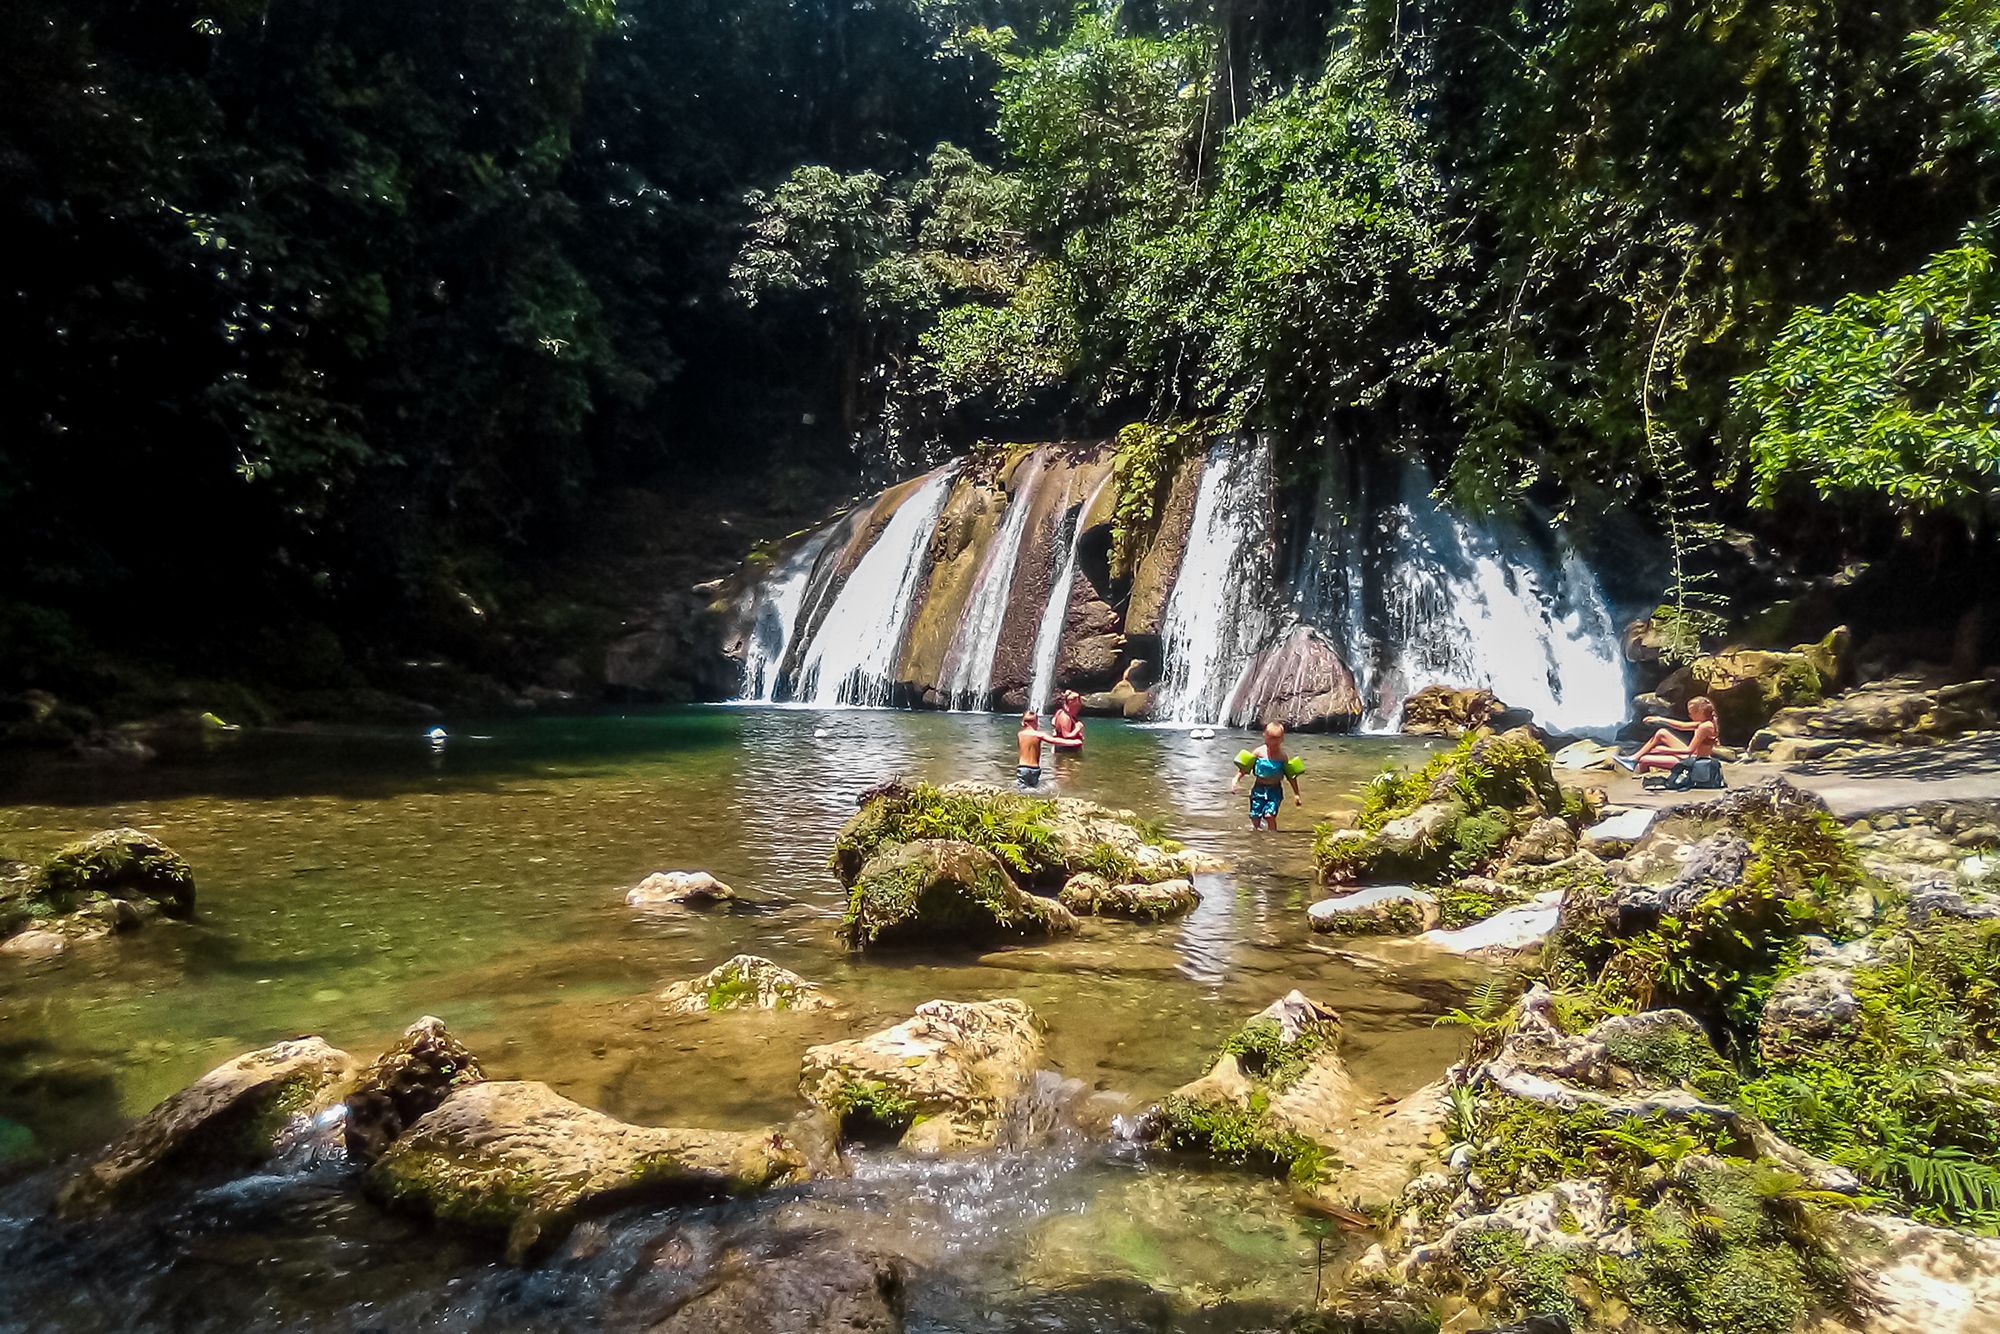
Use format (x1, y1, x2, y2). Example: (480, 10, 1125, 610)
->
(658, 955, 834, 1013)
(1056, 872, 1199, 921)
(798, 998, 1044, 1152)
(646, 1241, 906, 1334)
(57, 1037, 358, 1217)
(626, 870, 735, 908)
(42, 827, 196, 919)
(366, 1080, 811, 1262)
(343, 1016, 484, 1165)
(1308, 885, 1438, 935)
(840, 839, 1076, 950)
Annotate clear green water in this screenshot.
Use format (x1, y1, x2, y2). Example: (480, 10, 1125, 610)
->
(0, 708, 1472, 1330)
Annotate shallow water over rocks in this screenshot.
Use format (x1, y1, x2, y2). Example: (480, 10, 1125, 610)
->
(0, 708, 1469, 1329)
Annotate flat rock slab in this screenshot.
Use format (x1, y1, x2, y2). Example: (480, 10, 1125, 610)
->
(1418, 892, 1562, 960)
(366, 1080, 811, 1262)
(58, 1036, 357, 1217)
(1057, 873, 1200, 921)
(799, 998, 1043, 1152)
(1308, 885, 1438, 935)
(659, 955, 835, 1013)
(1830, 1212, 2000, 1334)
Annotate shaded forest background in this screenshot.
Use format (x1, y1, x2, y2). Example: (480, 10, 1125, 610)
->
(3, 0, 1994, 724)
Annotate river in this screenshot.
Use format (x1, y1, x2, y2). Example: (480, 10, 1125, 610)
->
(0, 707, 1477, 1331)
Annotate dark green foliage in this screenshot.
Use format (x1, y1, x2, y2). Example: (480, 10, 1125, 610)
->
(1219, 1017, 1336, 1094)
(1156, 1092, 1333, 1189)
(831, 782, 1063, 884)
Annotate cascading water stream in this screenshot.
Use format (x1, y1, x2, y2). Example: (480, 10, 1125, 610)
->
(1151, 437, 1278, 724)
(791, 465, 959, 707)
(738, 528, 834, 701)
(940, 454, 1046, 710)
(1027, 474, 1109, 713)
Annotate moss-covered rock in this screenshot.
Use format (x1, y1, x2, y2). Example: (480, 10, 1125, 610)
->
(1308, 885, 1439, 935)
(365, 1080, 812, 1262)
(1653, 628, 1849, 746)
(840, 839, 1076, 950)
(343, 1016, 484, 1165)
(657, 954, 835, 1013)
(57, 1037, 358, 1217)
(1056, 871, 1199, 921)
(831, 780, 1194, 892)
(1399, 685, 1519, 737)
(798, 998, 1043, 1152)
(42, 827, 195, 919)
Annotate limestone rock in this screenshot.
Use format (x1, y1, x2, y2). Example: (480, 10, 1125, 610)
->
(798, 998, 1044, 1152)
(1418, 892, 1563, 961)
(1652, 632, 1844, 745)
(646, 1243, 906, 1334)
(1057, 872, 1200, 921)
(1159, 991, 1359, 1165)
(343, 1016, 484, 1165)
(626, 870, 735, 908)
(1747, 673, 2000, 759)
(42, 827, 195, 920)
(0, 927, 69, 956)
(658, 955, 834, 1013)
(840, 840, 1076, 950)
(58, 1037, 357, 1216)
(366, 1080, 810, 1262)
(1505, 817, 1578, 868)
(1400, 685, 1511, 737)
(1308, 885, 1438, 935)
(1223, 625, 1363, 731)
(1829, 1211, 2000, 1334)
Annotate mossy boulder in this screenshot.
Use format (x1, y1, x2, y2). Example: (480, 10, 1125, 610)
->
(365, 1080, 812, 1262)
(840, 839, 1077, 950)
(1156, 991, 1357, 1187)
(1313, 730, 1583, 890)
(57, 1037, 358, 1217)
(1653, 628, 1849, 746)
(343, 1016, 484, 1165)
(42, 827, 195, 919)
(1056, 872, 1200, 921)
(831, 780, 1194, 892)
(798, 998, 1044, 1152)
(658, 954, 835, 1013)
(1308, 885, 1439, 935)
(1399, 684, 1526, 737)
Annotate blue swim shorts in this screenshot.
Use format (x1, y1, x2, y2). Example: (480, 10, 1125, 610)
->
(1249, 783, 1283, 819)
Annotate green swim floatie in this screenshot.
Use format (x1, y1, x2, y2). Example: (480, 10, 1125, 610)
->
(1235, 750, 1256, 773)
(1284, 756, 1306, 778)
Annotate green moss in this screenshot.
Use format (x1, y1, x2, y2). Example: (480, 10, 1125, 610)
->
(1437, 880, 1533, 929)
(1218, 1016, 1337, 1092)
(1109, 420, 1205, 578)
(41, 829, 194, 917)
(840, 840, 1066, 948)
(704, 972, 759, 1010)
(1454, 1227, 1587, 1321)
(1157, 1092, 1334, 1185)
(1604, 1023, 1741, 1100)
(826, 1078, 919, 1134)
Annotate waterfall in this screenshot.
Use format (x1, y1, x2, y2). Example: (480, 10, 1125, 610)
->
(939, 454, 1046, 710)
(737, 528, 834, 701)
(1370, 465, 1626, 733)
(1027, 473, 1109, 712)
(1152, 437, 1279, 723)
(791, 465, 959, 707)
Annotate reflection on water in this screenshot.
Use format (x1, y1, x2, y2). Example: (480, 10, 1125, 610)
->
(0, 708, 1465, 1330)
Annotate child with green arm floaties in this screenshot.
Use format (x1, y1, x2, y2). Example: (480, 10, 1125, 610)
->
(1230, 722, 1304, 830)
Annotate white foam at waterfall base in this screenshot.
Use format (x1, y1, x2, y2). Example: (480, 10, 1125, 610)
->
(941, 454, 1046, 710)
(1027, 474, 1108, 713)
(792, 465, 959, 707)
(737, 527, 834, 701)
(1373, 470, 1626, 734)
(1152, 437, 1278, 724)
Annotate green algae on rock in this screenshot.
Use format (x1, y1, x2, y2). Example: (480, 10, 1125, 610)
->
(42, 827, 195, 918)
(343, 1015, 484, 1165)
(57, 1037, 358, 1217)
(1056, 871, 1200, 921)
(658, 954, 835, 1013)
(840, 839, 1076, 950)
(365, 1080, 812, 1263)
(798, 998, 1043, 1152)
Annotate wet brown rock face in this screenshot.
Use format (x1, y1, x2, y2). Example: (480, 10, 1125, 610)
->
(58, 1037, 358, 1217)
(343, 1016, 484, 1164)
(1225, 625, 1362, 731)
(366, 1080, 812, 1263)
(1399, 685, 1513, 737)
(646, 1242, 907, 1334)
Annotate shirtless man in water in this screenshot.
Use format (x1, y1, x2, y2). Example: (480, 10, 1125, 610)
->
(1016, 710, 1078, 788)
(1617, 696, 1719, 773)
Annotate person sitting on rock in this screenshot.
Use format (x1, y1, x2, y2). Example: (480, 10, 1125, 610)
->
(1016, 711, 1068, 789)
(1231, 722, 1303, 830)
(1050, 691, 1086, 750)
(1616, 696, 1719, 773)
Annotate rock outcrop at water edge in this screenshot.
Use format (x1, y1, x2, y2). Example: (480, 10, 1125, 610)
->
(1308, 885, 1439, 935)
(798, 998, 1044, 1152)
(1642, 626, 1849, 745)
(1746, 672, 2000, 762)
(2, 827, 197, 955)
(658, 955, 835, 1012)
(1400, 685, 1526, 738)
(365, 1080, 813, 1262)
(646, 1240, 908, 1334)
(57, 1037, 358, 1217)
(840, 840, 1077, 950)
(1056, 872, 1199, 921)
(343, 1016, 484, 1164)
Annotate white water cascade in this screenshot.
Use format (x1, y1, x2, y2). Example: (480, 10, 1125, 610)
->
(1151, 437, 1279, 723)
(1027, 474, 1109, 713)
(1371, 465, 1627, 734)
(940, 454, 1046, 710)
(791, 465, 959, 707)
(738, 528, 834, 701)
